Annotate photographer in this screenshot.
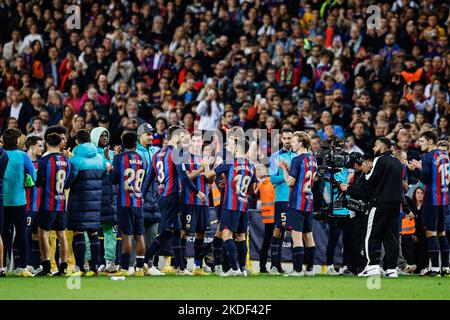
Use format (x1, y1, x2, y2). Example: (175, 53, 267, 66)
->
(340, 137, 403, 278)
(341, 154, 373, 276)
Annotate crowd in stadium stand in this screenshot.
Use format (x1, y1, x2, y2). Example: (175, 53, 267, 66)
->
(0, 0, 450, 276)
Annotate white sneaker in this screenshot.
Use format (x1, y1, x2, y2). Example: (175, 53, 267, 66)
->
(145, 266, 165, 276)
(241, 270, 248, 277)
(176, 268, 194, 276)
(384, 269, 398, 278)
(220, 269, 242, 277)
(98, 264, 106, 273)
(403, 264, 417, 274)
(284, 271, 304, 277)
(105, 261, 118, 273)
(214, 265, 224, 275)
(358, 265, 381, 277)
(327, 265, 339, 275)
(269, 266, 280, 275)
(420, 268, 429, 276)
(305, 270, 315, 276)
(33, 266, 43, 276)
(203, 265, 212, 273)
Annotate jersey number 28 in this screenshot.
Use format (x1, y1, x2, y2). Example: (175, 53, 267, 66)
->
(124, 168, 146, 192)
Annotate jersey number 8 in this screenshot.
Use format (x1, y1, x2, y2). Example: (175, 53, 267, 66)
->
(124, 168, 146, 192)
(55, 170, 66, 193)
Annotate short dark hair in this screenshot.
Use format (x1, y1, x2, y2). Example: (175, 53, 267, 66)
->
(76, 129, 91, 144)
(46, 133, 62, 147)
(2, 128, 22, 150)
(420, 130, 438, 144)
(377, 137, 392, 149)
(167, 125, 183, 140)
(122, 131, 138, 149)
(45, 125, 67, 140)
(25, 136, 42, 150)
(281, 128, 294, 135)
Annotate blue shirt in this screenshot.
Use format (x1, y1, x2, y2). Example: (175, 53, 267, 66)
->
(269, 149, 296, 202)
(288, 153, 317, 212)
(148, 145, 198, 197)
(214, 157, 256, 213)
(112, 151, 147, 208)
(4, 149, 36, 206)
(36, 153, 71, 212)
(183, 154, 209, 206)
(420, 149, 449, 206)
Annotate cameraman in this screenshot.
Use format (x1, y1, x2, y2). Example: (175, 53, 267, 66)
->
(340, 137, 403, 278)
(341, 154, 373, 276)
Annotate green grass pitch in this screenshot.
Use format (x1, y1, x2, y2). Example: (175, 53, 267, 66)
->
(1, 274, 450, 300)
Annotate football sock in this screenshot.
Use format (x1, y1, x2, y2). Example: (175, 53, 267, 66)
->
(181, 237, 187, 265)
(270, 236, 281, 268)
(58, 262, 67, 273)
(88, 233, 100, 271)
(194, 238, 204, 267)
(292, 246, 305, 272)
(236, 240, 247, 271)
(172, 230, 184, 270)
(212, 236, 223, 267)
(439, 236, 450, 268)
(13, 242, 20, 269)
(120, 252, 131, 270)
(136, 256, 145, 269)
(223, 239, 238, 271)
(426, 236, 440, 268)
(42, 259, 51, 273)
(72, 233, 86, 271)
(306, 246, 316, 271)
(31, 239, 40, 269)
(145, 230, 172, 266)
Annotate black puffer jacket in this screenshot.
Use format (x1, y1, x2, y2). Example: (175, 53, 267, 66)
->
(67, 143, 104, 231)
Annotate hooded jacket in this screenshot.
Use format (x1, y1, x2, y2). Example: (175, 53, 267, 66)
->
(91, 127, 117, 224)
(136, 142, 161, 223)
(67, 143, 105, 231)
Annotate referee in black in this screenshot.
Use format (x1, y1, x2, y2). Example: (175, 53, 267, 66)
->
(340, 137, 403, 278)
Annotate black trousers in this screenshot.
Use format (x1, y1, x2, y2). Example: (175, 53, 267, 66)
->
(401, 234, 415, 265)
(343, 214, 367, 274)
(3, 206, 28, 268)
(259, 223, 274, 270)
(326, 221, 342, 266)
(365, 206, 400, 270)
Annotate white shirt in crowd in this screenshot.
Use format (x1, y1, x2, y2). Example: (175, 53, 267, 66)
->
(196, 100, 224, 131)
(10, 102, 23, 120)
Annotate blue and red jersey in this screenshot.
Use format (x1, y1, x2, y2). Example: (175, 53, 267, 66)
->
(149, 145, 198, 197)
(214, 157, 256, 213)
(288, 153, 317, 212)
(36, 153, 71, 212)
(184, 154, 210, 206)
(26, 161, 41, 212)
(112, 151, 147, 208)
(420, 149, 449, 206)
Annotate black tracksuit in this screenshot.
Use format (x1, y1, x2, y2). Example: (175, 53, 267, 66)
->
(347, 150, 403, 270)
